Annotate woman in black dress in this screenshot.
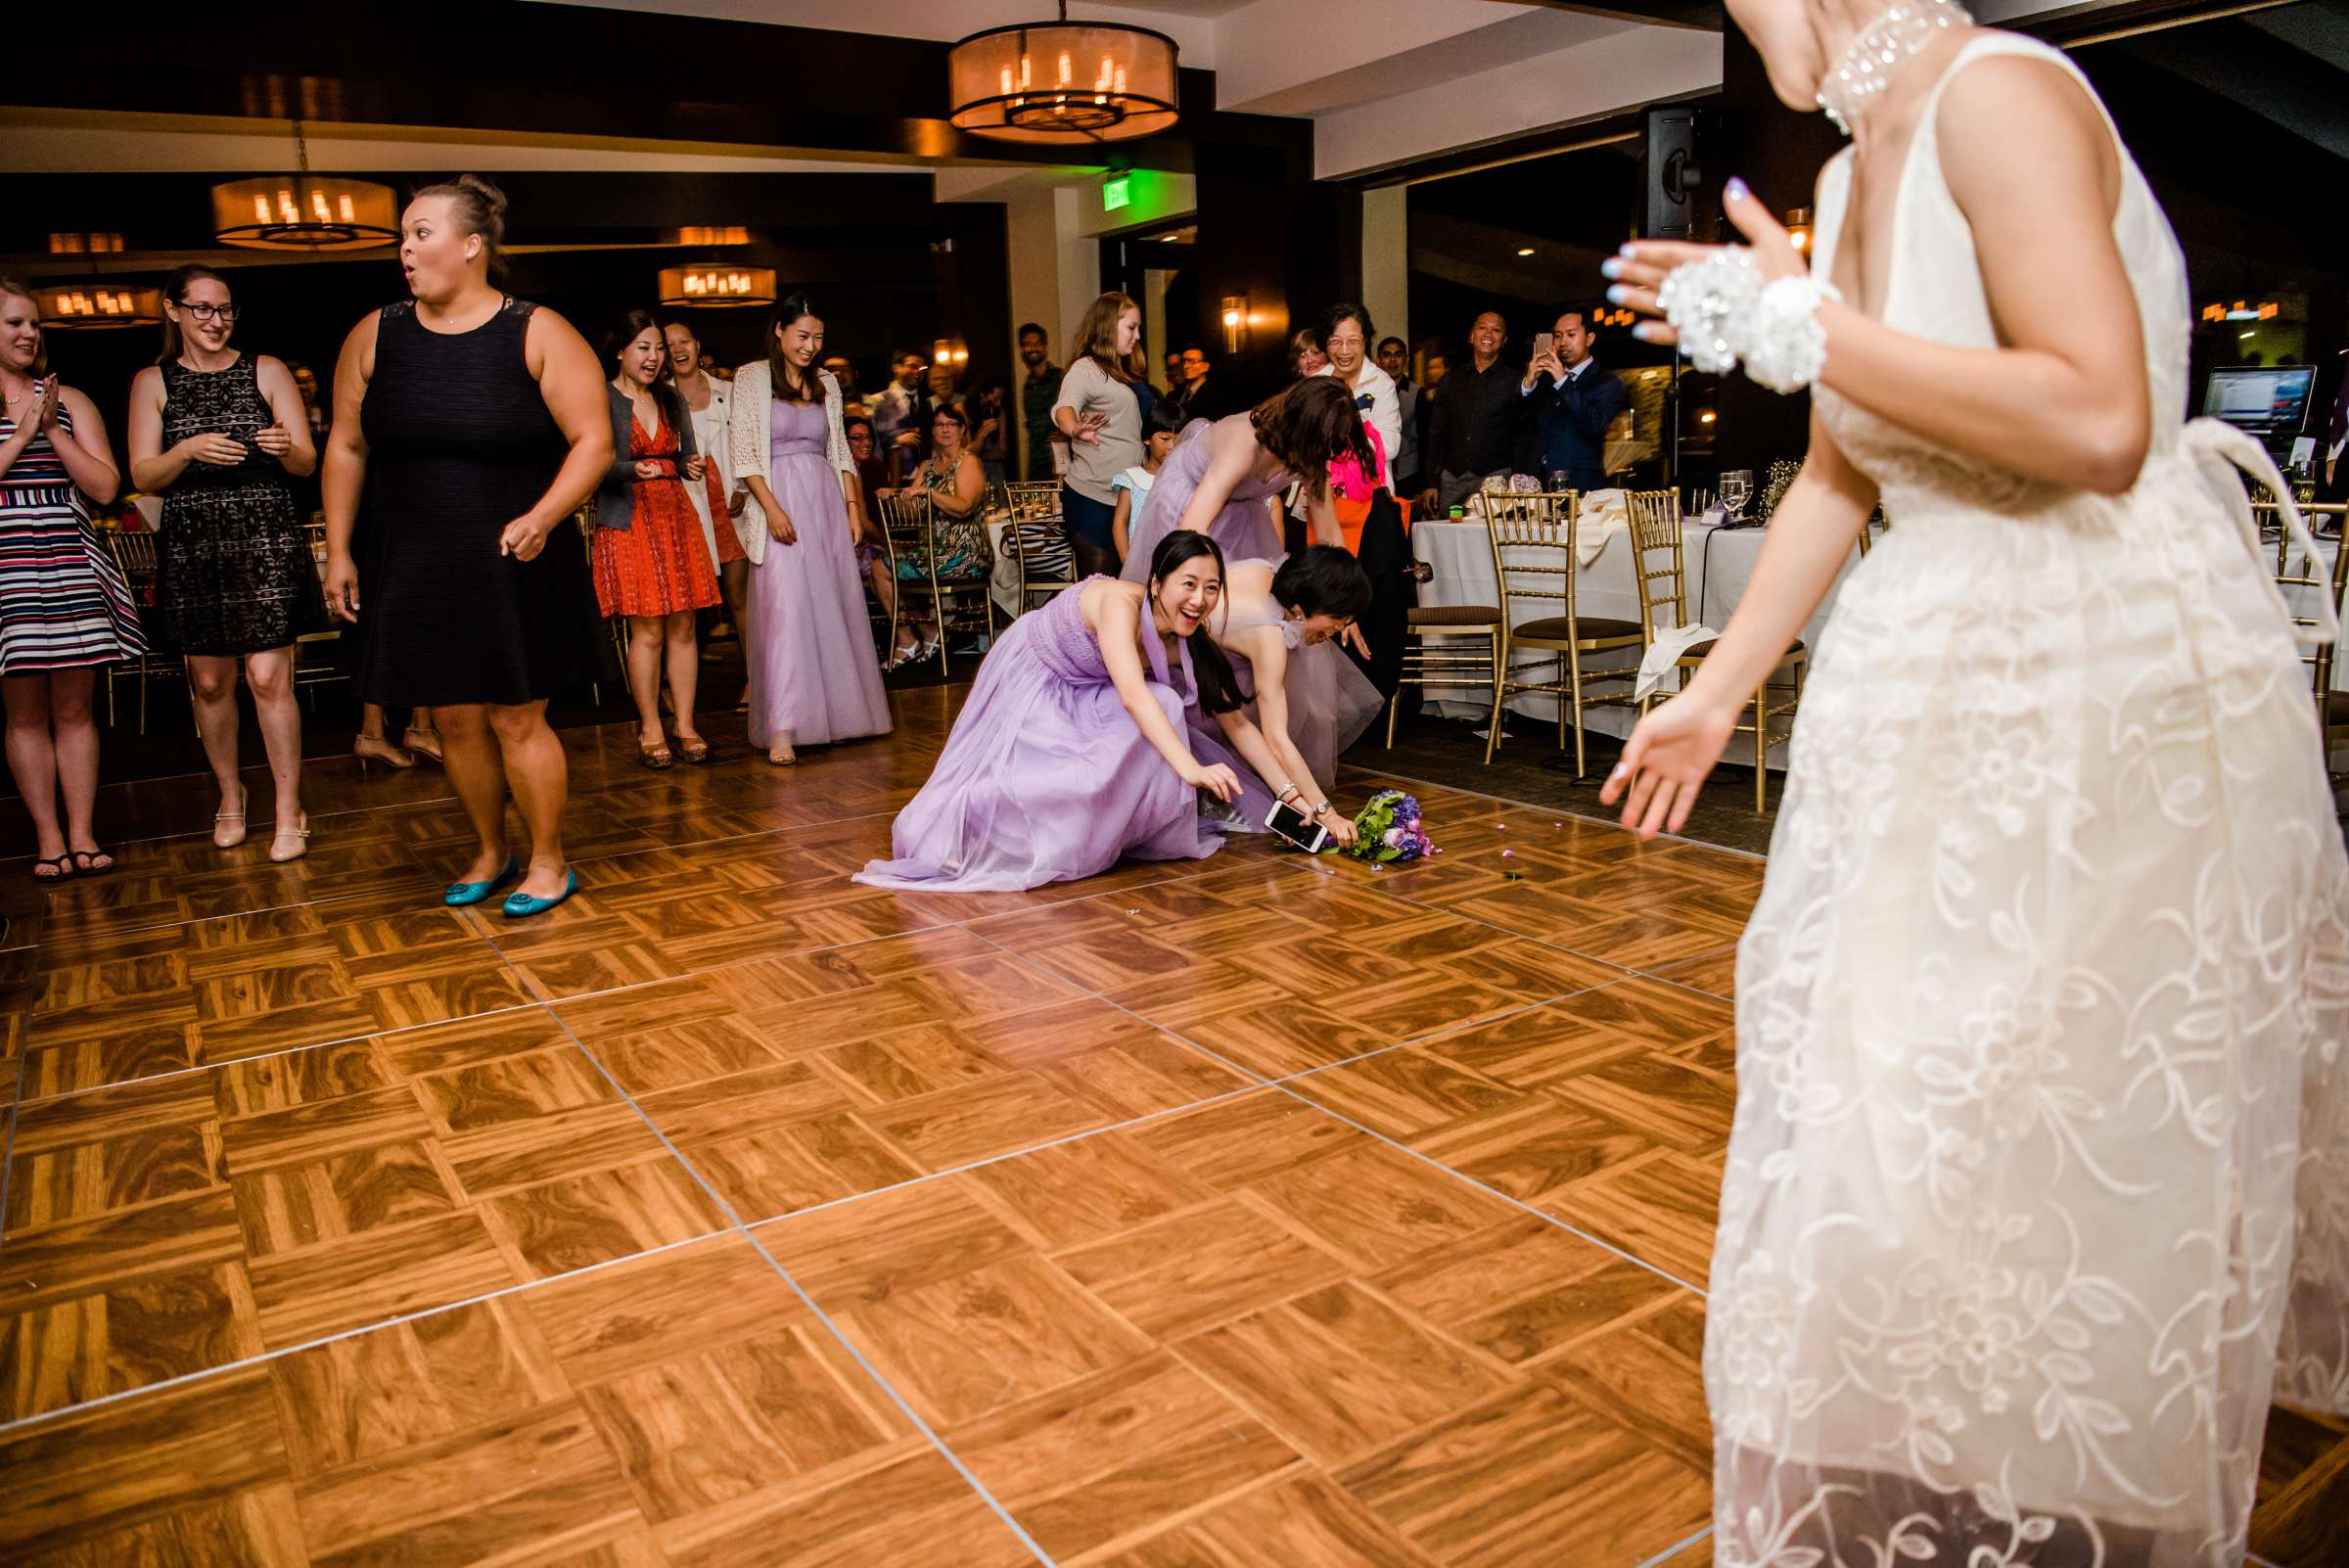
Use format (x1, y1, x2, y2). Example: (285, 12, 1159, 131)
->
(128, 265, 327, 862)
(321, 176, 611, 917)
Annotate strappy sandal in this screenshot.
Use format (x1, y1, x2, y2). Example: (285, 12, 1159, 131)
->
(30, 853, 74, 883)
(675, 735, 711, 764)
(638, 741, 674, 770)
(766, 742, 797, 766)
(68, 847, 115, 877)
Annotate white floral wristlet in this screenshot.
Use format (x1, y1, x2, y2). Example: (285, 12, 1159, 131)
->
(1656, 251, 1841, 393)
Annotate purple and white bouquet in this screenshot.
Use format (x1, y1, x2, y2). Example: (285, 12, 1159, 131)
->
(1343, 790, 1434, 864)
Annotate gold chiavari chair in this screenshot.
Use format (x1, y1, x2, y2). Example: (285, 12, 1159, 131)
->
(291, 520, 345, 710)
(879, 489, 995, 678)
(1001, 480, 1074, 614)
(1485, 490, 1644, 778)
(2255, 498, 2349, 763)
(1385, 571, 1504, 763)
(1625, 488, 1809, 812)
(101, 530, 185, 733)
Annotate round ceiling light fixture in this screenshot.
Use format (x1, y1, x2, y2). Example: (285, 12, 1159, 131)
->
(947, 1, 1178, 144)
(210, 121, 397, 252)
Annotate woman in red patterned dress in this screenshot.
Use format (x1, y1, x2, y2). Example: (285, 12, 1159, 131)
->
(593, 309, 723, 766)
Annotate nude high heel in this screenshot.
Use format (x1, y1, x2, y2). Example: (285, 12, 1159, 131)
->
(213, 783, 250, 849)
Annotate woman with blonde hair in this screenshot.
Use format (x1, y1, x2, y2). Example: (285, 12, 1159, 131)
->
(322, 175, 611, 918)
(0, 279, 140, 881)
(1051, 291, 1151, 576)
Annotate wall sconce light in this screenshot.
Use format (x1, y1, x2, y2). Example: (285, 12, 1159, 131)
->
(932, 338, 970, 368)
(1784, 208, 1814, 254)
(1696, 408, 1718, 425)
(1221, 295, 1247, 356)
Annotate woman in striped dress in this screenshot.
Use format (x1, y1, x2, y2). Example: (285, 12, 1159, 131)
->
(0, 279, 143, 881)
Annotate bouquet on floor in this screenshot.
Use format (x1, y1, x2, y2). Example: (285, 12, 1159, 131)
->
(1343, 790, 1435, 864)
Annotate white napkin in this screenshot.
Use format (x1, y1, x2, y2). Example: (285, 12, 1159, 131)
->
(1577, 487, 1630, 567)
(1635, 620, 1717, 702)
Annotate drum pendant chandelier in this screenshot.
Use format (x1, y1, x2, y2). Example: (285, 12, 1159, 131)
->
(947, 1, 1177, 144)
(210, 121, 398, 252)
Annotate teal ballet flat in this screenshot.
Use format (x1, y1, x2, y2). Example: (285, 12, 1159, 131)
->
(443, 854, 522, 907)
(500, 867, 578, 920)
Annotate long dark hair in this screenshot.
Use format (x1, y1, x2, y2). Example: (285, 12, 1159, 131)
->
(1249, 378, 1372, 501)
(765, 292, 824, 404)
(602, 307, 674, 385)
(157, 264, 228, 367)
(1146, 530, 1244, 715)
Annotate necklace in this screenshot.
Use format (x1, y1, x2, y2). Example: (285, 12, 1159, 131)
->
(1816, 0, 1972, 136)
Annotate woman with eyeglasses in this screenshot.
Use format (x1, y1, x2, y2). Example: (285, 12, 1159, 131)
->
(127, 265, 327, 861)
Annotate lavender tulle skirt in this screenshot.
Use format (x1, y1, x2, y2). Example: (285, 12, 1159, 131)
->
(746, 439, 892, 750)
(1121, 418, 1289, 583)
(1185, 596, 1383, 830)
(854, 581, 1220, 893)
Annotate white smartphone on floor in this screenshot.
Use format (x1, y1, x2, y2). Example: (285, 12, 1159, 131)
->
(1266, 800, 1329, 853)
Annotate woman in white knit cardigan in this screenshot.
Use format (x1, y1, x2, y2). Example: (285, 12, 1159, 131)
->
(728, 298, 890, 764)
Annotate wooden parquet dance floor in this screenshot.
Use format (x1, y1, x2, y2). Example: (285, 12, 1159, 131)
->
(1, 685, 2340, 1568)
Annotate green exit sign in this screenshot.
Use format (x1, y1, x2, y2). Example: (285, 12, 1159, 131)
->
(1102, 176, 1130, 212)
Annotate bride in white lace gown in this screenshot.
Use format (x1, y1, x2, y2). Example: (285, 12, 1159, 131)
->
(1601, 5, 2348, 1564)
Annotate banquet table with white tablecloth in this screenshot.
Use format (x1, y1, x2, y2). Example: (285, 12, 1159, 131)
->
(1409, 511, 1867, 767)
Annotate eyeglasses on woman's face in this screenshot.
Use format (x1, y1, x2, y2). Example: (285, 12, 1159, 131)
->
(176, 301, 239, 323)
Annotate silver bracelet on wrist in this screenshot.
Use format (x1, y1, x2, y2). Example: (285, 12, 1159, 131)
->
(1655, 252, 1840, 393)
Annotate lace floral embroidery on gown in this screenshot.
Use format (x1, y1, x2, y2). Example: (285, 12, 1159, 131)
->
(1707, 33, 2349, 1568)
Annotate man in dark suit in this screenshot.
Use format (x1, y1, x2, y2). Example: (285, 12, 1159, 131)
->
(1517, 304, 1626, 493)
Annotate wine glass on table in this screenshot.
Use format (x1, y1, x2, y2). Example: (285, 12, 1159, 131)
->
(1720, 470, 1753, 523)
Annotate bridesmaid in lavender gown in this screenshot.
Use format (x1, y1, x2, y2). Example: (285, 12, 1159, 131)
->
(856, 532, 1263, 894)
(729, 294, 891, 765)
(1185, 548, 1380, 843)
(1121, 378, 1374, 583)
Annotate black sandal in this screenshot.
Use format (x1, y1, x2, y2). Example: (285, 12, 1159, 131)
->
(30, 853, 73, 883)
(68, 847, 115, 877)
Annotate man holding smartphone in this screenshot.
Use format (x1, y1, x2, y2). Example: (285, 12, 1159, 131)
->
(1517, 304, 1626, 494)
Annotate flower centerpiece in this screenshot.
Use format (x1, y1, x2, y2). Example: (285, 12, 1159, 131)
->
(1343, 789, 1434, 864)
(1756, 458, 1803, 523)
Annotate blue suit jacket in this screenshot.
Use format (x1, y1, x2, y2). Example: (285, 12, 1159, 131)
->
(1516, 360, 1626, 492)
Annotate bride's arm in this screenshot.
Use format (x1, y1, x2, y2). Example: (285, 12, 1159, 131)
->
(1619, 54, 2148, 496)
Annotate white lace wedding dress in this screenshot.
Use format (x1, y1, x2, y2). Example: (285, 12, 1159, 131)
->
(1711, 33, 2349, 1567)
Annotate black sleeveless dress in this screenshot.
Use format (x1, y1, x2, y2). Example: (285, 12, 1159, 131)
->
(157, 355, 327, 656)
(356, 298, 600, 706)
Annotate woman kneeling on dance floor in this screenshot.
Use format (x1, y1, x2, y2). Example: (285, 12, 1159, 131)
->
(858, 531, 1329, 893)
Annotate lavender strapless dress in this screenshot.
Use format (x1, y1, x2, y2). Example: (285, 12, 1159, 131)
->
(1120, 417, 1291, 582)
(746, 398, 892, 749)
(1184, 564, 1383, 830)
(853, 578, 1221, 892)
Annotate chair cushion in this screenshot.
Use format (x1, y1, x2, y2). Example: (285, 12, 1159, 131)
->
(1408, 605, 1500, 626)
(1680, 636, 1808, 663)
(1510, 616, 1643, 645)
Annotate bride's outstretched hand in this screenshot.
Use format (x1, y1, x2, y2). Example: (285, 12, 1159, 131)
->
(1599, 695, 1739, 840)
(1602, 179, 1809, 349)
